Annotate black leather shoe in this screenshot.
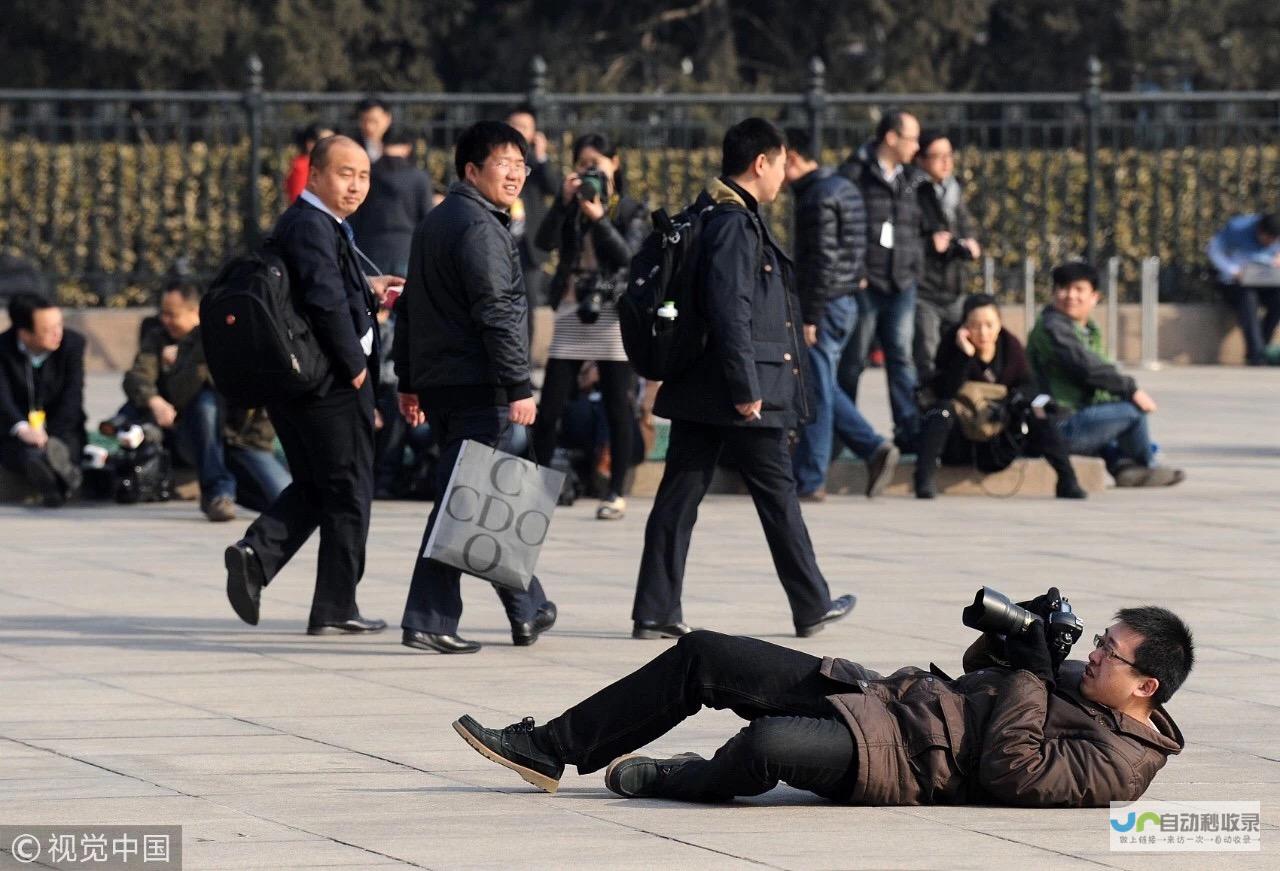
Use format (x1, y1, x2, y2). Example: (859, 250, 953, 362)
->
(796, 593, 857, 638)
(402, 629, 481, 654)
(632, 620, 695, 640)
(453, 715, 564, 793)
(306, 615, 387, 636)
(225, 541, 265, 626)
(605, 752, 704, 798)
(512, 602, 558, 647)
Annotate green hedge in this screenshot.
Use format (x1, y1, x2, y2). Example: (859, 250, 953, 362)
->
(2, 139, 1277, 305)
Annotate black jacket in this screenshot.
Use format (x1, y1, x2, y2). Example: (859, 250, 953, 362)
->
(837, 141, 930, 295)
(0, 327, 86, 447)
(346, 155, 434, 272)
(535, 193, 648, 310)
(653, 178, 809, 429)
(393, 181, 532, 407)
(929, 327, 1032, 401)
(271, 199, 378, 392)
(917, 178, 979, 304)
(790, 166, 867, 324)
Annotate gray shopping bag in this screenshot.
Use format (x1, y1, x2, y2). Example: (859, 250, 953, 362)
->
(422, 440, 566, 591)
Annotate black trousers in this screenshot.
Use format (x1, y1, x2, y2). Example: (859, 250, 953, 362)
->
(0, 434, 81, 500)
(533, 358, 636, 496)
(400, 403, 548, 635)
(539, 630, 857, 802)
(243, 382, 374, 625)
(632, 420, 833, 629)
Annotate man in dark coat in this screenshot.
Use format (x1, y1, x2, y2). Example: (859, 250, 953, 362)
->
(0, 293, 85, 506)
(506, 105, 561, 314)
(223, 135, 402, 636)
(452, 598, 1192, 809)
(628, 118, 855, 641)
(837, 109, 929, 450)
(393, 121, 556, 655)
(346, 124, 434, 276)
(783, 127, 898, 502)
(914, 131, 982, 384)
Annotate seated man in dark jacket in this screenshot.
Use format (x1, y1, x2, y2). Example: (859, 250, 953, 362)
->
(0, 293, 85, 505)
(118, 283, 290, 520)
(1027, 262, 1184, 487)
(453, 597, 1193, 809)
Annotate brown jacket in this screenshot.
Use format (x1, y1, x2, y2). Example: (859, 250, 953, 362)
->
(820, 638, 1184, 807)
(123, 324, 277, 453)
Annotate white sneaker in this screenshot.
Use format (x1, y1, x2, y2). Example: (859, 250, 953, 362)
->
(596, 495, 626, 520)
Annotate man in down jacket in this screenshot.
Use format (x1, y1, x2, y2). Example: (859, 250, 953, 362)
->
(451, 596, 1192, 807)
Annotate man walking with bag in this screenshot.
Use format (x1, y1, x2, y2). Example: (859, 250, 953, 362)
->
(630, 118, 855, 640)
(394, 121, 557, 654)
(224, 135, 401, 635)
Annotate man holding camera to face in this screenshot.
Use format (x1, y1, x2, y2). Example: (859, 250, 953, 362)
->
(453, 587, 1192, 809)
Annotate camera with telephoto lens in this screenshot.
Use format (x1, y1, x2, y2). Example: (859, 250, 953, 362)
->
(576, 168, 608, 203)
(575, 274, 617, 324)
(962, 586, 1084, 662)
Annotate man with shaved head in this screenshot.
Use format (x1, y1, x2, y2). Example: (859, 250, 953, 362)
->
(224, 134, 404, 637)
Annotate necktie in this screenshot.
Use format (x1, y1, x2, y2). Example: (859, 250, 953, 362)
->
(339, 220, 356, 246)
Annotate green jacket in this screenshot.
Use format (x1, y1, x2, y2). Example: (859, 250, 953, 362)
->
(123, 323, 277, 453)
(1026, 306, 1136, 413)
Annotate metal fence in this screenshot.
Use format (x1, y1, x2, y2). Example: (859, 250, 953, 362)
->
(1, 56, 1279, 306)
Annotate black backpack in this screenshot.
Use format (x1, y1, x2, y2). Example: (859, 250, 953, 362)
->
(200, 243, 328, 406)
(618, 196, 723, 381)
(620, 196, 764, 381)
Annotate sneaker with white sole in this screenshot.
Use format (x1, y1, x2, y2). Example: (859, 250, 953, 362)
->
(596, 494, 626, 520)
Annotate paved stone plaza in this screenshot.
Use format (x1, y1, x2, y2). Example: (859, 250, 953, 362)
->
(1, 366, 1277, 869)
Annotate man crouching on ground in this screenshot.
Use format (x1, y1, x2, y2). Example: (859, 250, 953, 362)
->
(452, 598, 1191, 807)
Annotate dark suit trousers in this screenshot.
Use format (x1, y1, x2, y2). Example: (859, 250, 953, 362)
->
(632, 420, 833, 629)
(539, 630, 857, 801)
(400, 403, 548, 635)
(244, 381, 375, 624)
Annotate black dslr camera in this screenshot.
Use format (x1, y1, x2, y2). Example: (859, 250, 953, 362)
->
(576, 168, 608, 203)
(962, 586, 1084, 663)
(575, 274, 617, 324)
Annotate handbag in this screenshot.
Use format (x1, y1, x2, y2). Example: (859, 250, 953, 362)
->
(952, 380, 1010, 442)
(422, 440, 566, 591)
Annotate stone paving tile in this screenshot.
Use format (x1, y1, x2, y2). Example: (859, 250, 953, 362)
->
(1, 366, 1278, 869)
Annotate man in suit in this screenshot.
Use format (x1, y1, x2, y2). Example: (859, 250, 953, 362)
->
(224, 135, 403, 636)
(0, 293, 85, 506)
(393, 121, 556, 654)
(630, 118, 855, 640)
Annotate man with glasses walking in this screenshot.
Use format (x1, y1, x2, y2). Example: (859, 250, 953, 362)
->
(393, 121, 556, 654)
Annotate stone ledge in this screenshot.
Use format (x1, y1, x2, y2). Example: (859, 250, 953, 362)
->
(629, 455, 1108, 498)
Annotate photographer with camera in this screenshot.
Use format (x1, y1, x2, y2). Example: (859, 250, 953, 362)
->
(532, 133, 648, 521)
(452, 587, 1192, 809)
(914, 294, 1085, 499)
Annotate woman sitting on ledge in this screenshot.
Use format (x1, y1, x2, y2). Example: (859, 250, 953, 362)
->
(915, 294, 1086, 499)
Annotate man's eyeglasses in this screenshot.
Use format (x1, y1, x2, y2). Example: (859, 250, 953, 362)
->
(1093, 634, 1139, 669)
(489, 158, 531, 177)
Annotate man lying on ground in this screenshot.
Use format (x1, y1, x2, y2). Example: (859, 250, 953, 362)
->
(453, 596, 1192, 808)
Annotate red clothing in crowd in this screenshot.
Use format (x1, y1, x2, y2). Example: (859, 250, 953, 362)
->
(284, 154, 310, 203)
